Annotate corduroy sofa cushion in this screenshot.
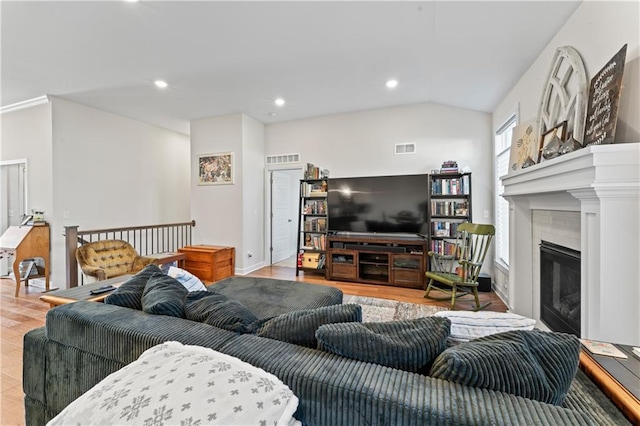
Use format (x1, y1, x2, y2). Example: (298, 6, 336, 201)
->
(142, 273, 188, 318)
(316, 317, 451, 372)
(104, 263, 163, 310)
(185, 291, 259, 333)
(252, 304, 363, 348)
(429, 329, 580, 405)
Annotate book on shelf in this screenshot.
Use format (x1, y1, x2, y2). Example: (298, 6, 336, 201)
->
(431, 175, 470, 195)
(303, 217, 327, 232)
(431, 200, 468, 216)
(304, 163, 329, 180)
(439, 160, 458, 173)
(303, 200, 327, 214)
(302, 233, 326, 251)
(302, 182, 327, 197)
(581, 340, 628, 358)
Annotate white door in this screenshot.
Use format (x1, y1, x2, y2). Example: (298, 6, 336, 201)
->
(1, 161, 28, 275)
(271, 170, 299, 265)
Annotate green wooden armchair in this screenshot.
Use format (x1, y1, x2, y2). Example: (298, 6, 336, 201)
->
(424, 222, 494, 311)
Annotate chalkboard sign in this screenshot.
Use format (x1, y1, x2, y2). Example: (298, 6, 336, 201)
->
(583, 44, 627, 146)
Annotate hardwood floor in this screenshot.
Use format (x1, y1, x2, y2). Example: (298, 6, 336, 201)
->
(0, 278, 48, 426)
(0, 267, 506, 425)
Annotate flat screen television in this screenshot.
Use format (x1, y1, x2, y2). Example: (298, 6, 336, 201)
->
(327, 174, 429, 236)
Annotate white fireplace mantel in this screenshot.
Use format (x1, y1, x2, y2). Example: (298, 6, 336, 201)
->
(502, 143, 640, 346)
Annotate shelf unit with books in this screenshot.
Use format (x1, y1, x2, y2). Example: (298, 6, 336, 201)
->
(427, 172, 472, 260)
(296, 178, 328, 276)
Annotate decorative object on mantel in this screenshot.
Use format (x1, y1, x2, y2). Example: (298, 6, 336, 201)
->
(537, 46, 588, 145)
(559, 132, 582, 155)
(539, 121, 567, 162)
(583, 44, 627, 147)
(521, 156, 537, 169)
(508, 119, 538, 171)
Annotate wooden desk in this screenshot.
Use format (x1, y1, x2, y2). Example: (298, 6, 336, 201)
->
(0, 224, 50, 296)
(40, 275, 133, 308)
(580, 344, 640, 424)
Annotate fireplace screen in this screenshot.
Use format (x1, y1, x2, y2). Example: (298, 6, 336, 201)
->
(540, 241, 581, 336)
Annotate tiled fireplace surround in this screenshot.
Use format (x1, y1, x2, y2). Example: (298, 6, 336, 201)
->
(502, 144, 640, 346)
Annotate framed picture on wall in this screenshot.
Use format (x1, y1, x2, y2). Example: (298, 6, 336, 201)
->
(198, 152, 234, 185)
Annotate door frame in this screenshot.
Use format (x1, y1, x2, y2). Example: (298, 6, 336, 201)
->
(0, 159, 29, 276)
(264, 166, 303, 266)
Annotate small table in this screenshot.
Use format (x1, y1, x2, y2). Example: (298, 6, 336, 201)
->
(580, 343, 640, 424)
(145, 252, 186, 268)
(40, 275, 133, 308)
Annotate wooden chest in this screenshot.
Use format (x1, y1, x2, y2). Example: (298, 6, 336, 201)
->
(178, 245, 235, 282)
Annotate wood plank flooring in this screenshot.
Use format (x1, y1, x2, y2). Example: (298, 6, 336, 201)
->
(0, 267, 506, 425)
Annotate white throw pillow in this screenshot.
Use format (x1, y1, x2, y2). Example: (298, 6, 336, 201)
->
(48, 341, 301, 426)
(434, 311, 536, 343)
(167, 266, 207, 292)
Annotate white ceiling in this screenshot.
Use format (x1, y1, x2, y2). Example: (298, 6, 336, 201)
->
(1, 1, 582, 135)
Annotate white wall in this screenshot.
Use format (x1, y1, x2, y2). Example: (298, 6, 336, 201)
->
(265, 102, 494, 267)
(492, 0, 640, 306)
(50, 98, 190, 287)
(493, 1, 640, 139)
(1, 102, 54, 219)
(191, 114, 261, 272)
(1, 103, 54, 280)
(242, 115, 266, 272)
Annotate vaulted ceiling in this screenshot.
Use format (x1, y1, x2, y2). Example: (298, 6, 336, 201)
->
(2, 1, 581, 134)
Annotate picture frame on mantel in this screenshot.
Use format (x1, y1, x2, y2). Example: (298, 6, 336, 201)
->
(198, 152, 234, 185)
(539, 121, 567, 162)
(508, 119, 538, 172)
(583, 44, 627, 147)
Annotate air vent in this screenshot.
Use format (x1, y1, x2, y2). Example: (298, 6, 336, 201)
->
(395, 143, 416, 155)
(266, 153, 300, 165)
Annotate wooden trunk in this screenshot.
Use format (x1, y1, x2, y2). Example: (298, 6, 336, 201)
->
(178, 245, 235, 282)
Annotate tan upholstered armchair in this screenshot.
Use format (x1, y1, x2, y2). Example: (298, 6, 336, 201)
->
(76, 240, 155, 282)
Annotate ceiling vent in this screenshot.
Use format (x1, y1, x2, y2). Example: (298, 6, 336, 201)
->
(266, 153, 300, 165)
(395, 143, 416, 155)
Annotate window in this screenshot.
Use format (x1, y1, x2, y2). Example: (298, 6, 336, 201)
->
(495, 115, 516, 266)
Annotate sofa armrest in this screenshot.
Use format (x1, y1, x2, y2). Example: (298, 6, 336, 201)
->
(132, 256, 155, 272)
(78, 264, 107, 281)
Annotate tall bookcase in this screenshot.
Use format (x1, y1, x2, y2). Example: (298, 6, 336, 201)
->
(427, 172, 472, 259)
(295, 178, 328, 276)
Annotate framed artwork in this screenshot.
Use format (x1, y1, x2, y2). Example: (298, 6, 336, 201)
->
(508, 119, 538, 172)
(538, 121, 567, 162)
(583, 44, 627, 146)
(198, 152, 234, 185)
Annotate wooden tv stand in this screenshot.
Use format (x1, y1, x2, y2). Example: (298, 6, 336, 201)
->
(326, 234, 427, 289)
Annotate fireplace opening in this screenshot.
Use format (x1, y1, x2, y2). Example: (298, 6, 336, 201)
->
(540, 241, 581, 337)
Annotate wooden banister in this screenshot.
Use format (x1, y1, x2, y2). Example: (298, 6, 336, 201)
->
(64, 220, 196, 287)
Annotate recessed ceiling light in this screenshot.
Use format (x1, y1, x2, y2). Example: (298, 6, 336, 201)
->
(154, 80, 168, 89)
(274, 98, 285, 107)
(386, 80, 398, 89)
(268, 112, 278, 117)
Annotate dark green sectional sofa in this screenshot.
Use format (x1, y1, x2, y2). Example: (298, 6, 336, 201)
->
(23, 278, 625, 425)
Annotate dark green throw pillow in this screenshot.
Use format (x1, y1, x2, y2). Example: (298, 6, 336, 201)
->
(142, 273, 188, 318)
(252, 304, 362, 348)
(185, 291, 258, 333)
(429, 329, 580, 405)
(316, 317, 450, 372)
(104, 263, 163, 310)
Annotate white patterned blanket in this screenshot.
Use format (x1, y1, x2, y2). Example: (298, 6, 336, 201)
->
(48, 341, 300, 426)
